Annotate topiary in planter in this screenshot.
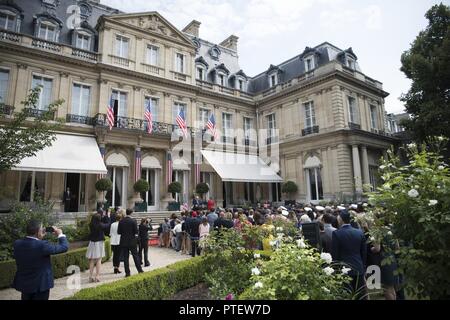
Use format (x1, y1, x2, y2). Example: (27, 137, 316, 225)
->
(168, 181, 182, 194)
(133, 179, 150, 193)
(95, 178, 113, 192)
(281, 181, 298, 200)
(195, 182, 209, 197)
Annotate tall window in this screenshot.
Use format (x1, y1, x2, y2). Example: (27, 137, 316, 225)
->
(347, 96, 358, 124)
(305, 57, 314, 71)
(32, 75, 53, 110)
(115, 35, 129, 58)
(111, 90, 127, 117)
(196, 67, 204, 81)
(244, 117, 252, 144)
(141, 168, 157, 207)
(19, 171, 46, 202)
(76, 33, 91, 50)
(238, 79, 244, 91)
(144, 96, 158, 122)
(38, 22, 57, 41)
(198, 108, 210, 128)
(222, 113, 233, 143)
(0, 11, 15, 31)
(269, 74, 277, 87)
(370, 104, 378, 129)
(71, 84, 90, 116)
(218, 73, 225, 86)
(267, 113, 276, 140)
(271, 183, 282, 202)
(304, 101, 316, 129)
(347, 58, 355, 69)
(106, 167, 125, 207)
(0, 69, 9, 103)
(175, 53, 184, 73)
(146, 45, 159, 66)
(307, 167, 323, 201)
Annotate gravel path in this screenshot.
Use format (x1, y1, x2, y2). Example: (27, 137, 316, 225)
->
(0, 247, 191, 300)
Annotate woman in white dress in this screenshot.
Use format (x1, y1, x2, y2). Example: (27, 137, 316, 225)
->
(86, 212, 110, 282)
(110, 211, 124, 274)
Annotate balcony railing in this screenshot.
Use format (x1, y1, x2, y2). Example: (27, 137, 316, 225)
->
(110, 55, 132, 67)
(94, 113, 173, 136)
(66, 114, 94, 125)
(24, 108, 56, 120)
(141, 63, 162, 75)
(72, 48, 97, 62)
(218, 85, 234, 95)
(302, 125, 319, 136)
(32, 38, 62, 52)
(0, 104, 14, 116)
(196, 80, 214, 90)
(172, 71, 187, 82)
(0, 29, 20, 42)
(349, 122, 361, 130)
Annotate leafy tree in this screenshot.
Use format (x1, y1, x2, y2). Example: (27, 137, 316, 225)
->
(281, 181, 298, 199)
(195, 182, 209, 197)
(0, 86, 63, 172)
(168, 181, 182, 194)
(400, 4, 450, 148)
(133, 179, 150, 193)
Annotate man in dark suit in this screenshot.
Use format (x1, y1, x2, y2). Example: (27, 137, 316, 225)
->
(63, 187, 71, 212)
(184, 211, 201, 257)
(118, 209, 144, 277)
(213, 211, 234, 230)
(331, 210, 367, 300)
(13, 220, 69, 300)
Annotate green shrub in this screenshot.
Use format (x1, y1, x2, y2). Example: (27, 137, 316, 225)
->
(133, 179, 150, 193)
(168, 181, 182, 194)
(281, 181, 298, 198)
(195, 182, 209, 196)
(95, 178, 112, 192)
(69, 257, 205, 300)
(0, 237, 111, 289)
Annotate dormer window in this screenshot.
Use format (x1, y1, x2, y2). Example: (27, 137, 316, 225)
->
(218, 73, 226, 86)
(347, 58, 355, 69)
(0, 10, 16, 31)
(304, 56, 315, 72)
(196, 67, 204, 81)
(38, 22, 56, 41)
(76, 32, 91, 50)
(238, 79, 244, 91)
(34, 14, 62, 42)
(195, 56, 209, 81)
(269, 74, 277, 87)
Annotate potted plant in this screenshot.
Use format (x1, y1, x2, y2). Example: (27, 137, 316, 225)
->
(281, 180, 298, 204)
(168, 181, 182, 211)
(133, 179, 149, 212)
(195, 182, 209, 199)
(95, 178, 112, 208)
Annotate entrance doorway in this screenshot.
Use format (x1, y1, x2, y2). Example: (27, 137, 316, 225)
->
(65, 173, 80, 212)
(223, 181, 233, 208)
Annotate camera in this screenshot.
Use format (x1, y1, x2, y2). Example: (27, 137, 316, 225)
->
(45, 226, 55, 233)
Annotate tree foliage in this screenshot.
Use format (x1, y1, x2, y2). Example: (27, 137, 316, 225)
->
(281, 180, 298, 197)
(0, 86, 63, 172)
(95, 178, 113, 192)
(195, 182, 209, 196)
(400, 4, 450, 145)
(168, 181, 182, 194)
(133, 179, 150, 193)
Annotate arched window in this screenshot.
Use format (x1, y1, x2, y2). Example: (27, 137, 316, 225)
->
(0, 5, 23, 32)
(304, 156, 323, 202)
(105, 152, 129, 208)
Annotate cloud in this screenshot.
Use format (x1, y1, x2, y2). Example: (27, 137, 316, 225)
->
(320, 4, 382, 31)
(364, 5, 382, 30)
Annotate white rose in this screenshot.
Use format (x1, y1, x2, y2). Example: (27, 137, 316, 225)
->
(323, 267, 334, 276)
(269, 240, 277, 247)
(379, 165, 386, 170)
(408, 189, 419, 198)
(320, 252, 333, 264)
(296, 239, 306, 248)
(276, 227, 283, 232)
(341, 267, 352, 275)
(254, 281, 263, 289)
(387, 231, 393, 236)
(276, 233, 284, 239)
(322, 287, 331, 293)
(438, 165, 444, 170)
(251, 267, 260, 276)
(408, 143, 416, 148)
(429, 200, 438, 206)
(254, 253, 261, 259)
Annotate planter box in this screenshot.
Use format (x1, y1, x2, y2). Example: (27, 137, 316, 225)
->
(134, 201, 147, 212)
(168, 202, 180, 211)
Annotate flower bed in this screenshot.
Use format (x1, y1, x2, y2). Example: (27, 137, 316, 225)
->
(0, 237, 111, 289)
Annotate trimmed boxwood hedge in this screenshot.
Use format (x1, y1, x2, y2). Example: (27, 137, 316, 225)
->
(0, 237, 111, 289)
(68, 257, 205, 300)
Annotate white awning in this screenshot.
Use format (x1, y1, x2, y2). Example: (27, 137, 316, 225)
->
(201, 150, 283, 183)
(13, 133, 107, 174)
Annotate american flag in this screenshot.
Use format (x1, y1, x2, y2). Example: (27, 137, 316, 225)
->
(144, 99, 153, 134)
(107, 96, 115, 130)
(176, 108, 188, 138)
(166, 152, 173, 186)
(135, 149, 141, 182)
(206, 113, 218, 139)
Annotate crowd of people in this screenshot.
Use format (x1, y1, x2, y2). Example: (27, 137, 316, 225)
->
(11, 198, 403, 300)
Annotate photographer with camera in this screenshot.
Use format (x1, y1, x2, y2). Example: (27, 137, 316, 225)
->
(138, 218, 152, 267)
(12, 220, 68, 300)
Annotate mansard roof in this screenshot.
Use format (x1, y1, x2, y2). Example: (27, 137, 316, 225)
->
(230, 69, 248, 80)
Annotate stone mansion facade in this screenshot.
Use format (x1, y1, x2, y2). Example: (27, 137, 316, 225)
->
(0, 0, 398, 212)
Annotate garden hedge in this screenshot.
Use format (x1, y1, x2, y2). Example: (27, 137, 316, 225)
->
(69, 256, 205, 300)
(0, 237, 111, 289)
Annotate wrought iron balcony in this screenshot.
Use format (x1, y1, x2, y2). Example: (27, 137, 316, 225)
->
(66, 114, 94, 125)
(349, 122, 361, 130)
(0, 104, 14, 116)
(93, 113, 173, 136)
(24, 108, 56, 120)
(302, 125, 319, 136)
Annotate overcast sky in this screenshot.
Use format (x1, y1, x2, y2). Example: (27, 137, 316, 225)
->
(101, 0, 449, 114)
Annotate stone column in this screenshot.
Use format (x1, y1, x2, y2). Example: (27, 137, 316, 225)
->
(352, 144, 363, 195)
(360, 145, 370, 187)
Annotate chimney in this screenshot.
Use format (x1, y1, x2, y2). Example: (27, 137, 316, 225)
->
(182, 20, 201, 37)
(219, 35, 239, 51)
